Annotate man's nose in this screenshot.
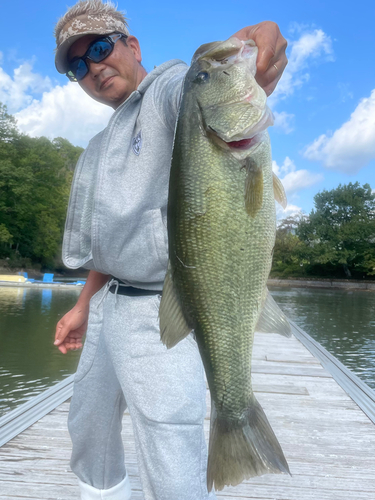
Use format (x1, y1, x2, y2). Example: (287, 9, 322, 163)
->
(87, 59, 107, 78)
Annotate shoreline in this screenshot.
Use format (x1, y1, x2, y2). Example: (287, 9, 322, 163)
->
(268, 277, 375, 291)
(1, 276, 375, 292)
(0, 281, 84, 289)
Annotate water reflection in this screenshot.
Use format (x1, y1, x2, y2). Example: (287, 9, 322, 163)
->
(270, 287, 375, 390)
(41, 289, 52, 312)
(0, 286, 81, 416)
(0, 286, 27, 310)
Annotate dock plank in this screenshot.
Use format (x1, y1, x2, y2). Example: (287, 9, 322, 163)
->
(1, 331, 375, 500)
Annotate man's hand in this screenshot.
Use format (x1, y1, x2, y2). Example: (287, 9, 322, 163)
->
(54, 304, 89, 354)
(233, 21, 287, 96)
(53, 270, 109, 354)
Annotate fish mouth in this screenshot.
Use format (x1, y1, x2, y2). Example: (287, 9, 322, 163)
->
(206, 127, 266, 156)
(225, 135, 261, 150)
(225, 105, 274, 143)
(197, 37, 274, 152)
(206, 106, 273, 154)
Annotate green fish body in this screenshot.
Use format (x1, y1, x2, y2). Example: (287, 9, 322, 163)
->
(160, 38, 291, 491)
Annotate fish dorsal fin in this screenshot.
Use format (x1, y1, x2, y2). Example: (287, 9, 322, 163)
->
(272, 172, 287, 209)
(255, 289, 292, 338)
(244, 157, 263, 218)
(159, 265, 192, 348)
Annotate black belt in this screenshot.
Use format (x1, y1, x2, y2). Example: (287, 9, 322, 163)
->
(109, 280, 162, 296)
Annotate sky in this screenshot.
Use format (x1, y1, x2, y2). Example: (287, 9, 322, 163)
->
(1, 0, 375, 217)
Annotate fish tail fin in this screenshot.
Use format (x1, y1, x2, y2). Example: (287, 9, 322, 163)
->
(207, 398, 290, 491)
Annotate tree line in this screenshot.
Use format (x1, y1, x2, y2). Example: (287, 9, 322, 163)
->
(1, 102, 374, 278)
(272, 182, 375, 279)
(0, 103, 83, 270)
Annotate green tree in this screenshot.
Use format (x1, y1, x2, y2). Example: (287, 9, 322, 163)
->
(15, 135, 68, 264)
(0, 103, 19, 142)
(271, 214, 310, 277)
(52, 137, 83, 172)
(0, 104, 21, 254)
(0, 103, 81, 269)
(297, 183, 375, 277)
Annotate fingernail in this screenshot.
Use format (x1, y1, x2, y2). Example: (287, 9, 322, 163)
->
(54, 340, 60, 345)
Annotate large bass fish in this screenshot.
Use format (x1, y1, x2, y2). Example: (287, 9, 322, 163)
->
(159, 37, 291, 491)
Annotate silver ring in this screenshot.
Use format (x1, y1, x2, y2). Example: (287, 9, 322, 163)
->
(273, 63, 278, 72)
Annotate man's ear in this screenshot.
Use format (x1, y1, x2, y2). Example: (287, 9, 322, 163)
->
(126, 36, 142, 63)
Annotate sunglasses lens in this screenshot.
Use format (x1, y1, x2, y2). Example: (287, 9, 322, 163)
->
(76, 59, 89, 81)
(88, 40, 113, 63)
(66, 70, 77, 82)
(69, 59, 89, 81)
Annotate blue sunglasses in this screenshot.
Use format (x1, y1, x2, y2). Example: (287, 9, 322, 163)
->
(67, 33, 127, 82)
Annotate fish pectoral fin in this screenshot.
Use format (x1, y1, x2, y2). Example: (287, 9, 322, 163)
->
(159, 265, 192, 348)
(244, 159, 263, 217)
(255, 289, 292, 338)
(273, 172, 287, 209)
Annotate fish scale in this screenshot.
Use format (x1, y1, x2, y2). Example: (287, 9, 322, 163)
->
(171, 138, 274, 413)
(160, 37, 291, 491)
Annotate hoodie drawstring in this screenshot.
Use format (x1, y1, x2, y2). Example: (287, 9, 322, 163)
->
(97, 278, 119, 309)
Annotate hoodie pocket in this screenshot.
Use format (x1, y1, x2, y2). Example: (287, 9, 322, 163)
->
(74, 286, 105, 383)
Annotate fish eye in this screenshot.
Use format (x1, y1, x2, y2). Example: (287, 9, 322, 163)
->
(194, 71, 210, 83)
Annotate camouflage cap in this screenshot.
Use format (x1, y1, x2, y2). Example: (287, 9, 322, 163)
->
(54, 1, 129, 74)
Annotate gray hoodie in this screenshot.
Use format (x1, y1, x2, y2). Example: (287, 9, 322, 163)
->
(62, 59, 188, 290)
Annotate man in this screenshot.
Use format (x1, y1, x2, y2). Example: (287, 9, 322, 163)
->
(53, 1, 287, 499)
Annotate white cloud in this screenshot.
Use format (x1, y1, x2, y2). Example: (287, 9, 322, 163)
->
(288, 29, 334, 70)
(304, 89, 375, 173)
(0, 58, 112, 146)
(268, 28, 334, 108)
(288, 22, 312, 36)
(15, 83, 113, 146)
(272, 157, 323, 196)
(276, 202, 303, 221)
(281, 168, 323, 195)
(0, 60, 52, 113)
(337, 82, 353, 103)
(273, 111, 294, 134)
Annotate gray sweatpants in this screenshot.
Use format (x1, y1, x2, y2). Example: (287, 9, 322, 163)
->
(68, 283, 216, 500)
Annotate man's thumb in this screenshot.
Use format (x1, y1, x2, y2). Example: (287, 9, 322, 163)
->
(54, 322, 69, 345)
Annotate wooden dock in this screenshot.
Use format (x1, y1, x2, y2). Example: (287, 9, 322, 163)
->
(1, 327, 375, 500)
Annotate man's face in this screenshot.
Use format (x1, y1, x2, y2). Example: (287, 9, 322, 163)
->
(68, 34, 146, 109)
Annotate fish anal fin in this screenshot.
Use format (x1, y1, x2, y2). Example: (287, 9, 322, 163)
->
(159, 266, 192, 348)
(273, 172, 287, 209)
(244, 159, 263, 218)
(255, 289, 292, 338)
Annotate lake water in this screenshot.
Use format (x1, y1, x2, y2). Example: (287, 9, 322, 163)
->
(0, 286, 81, 416)
(0, 285, 374, 417)
(269, 286, 375, 390)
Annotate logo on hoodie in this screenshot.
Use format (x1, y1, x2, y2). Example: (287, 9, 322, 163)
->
(132, 130, 142, 156)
